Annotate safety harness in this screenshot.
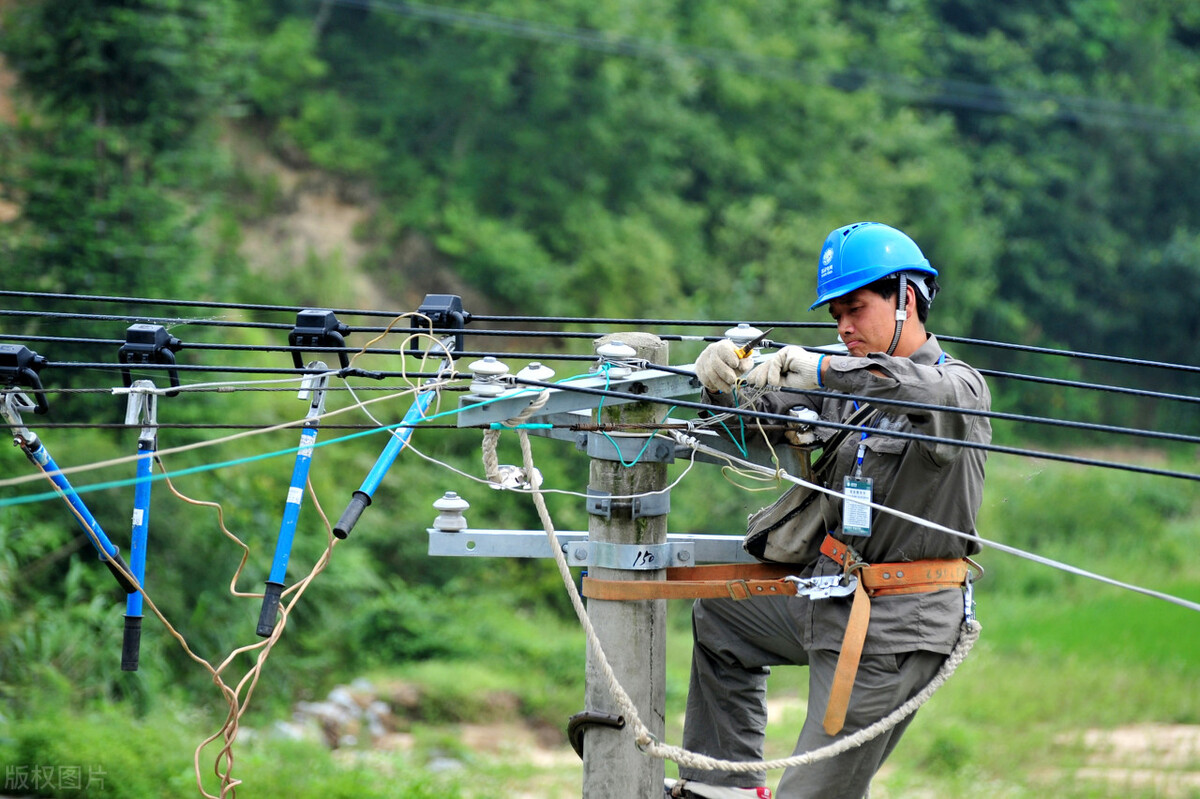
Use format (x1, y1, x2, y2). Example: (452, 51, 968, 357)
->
(581, 533, 975, 736)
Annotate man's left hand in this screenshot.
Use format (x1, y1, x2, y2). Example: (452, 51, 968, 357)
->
(748, 346, 822, 390)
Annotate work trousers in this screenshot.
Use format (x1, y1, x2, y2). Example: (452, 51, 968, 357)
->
(678, 595, 946, 799)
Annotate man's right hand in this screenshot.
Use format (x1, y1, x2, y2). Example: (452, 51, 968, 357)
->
(694, 339, 752, 393)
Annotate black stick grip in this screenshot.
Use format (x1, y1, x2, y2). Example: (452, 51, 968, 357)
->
(122, 616, 142, 671)
(333, 491, 371, 540)
(256, 581, 284, 638)
(106, 551, 139, 594)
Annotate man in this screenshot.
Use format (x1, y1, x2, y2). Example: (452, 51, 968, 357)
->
(674, 221, 991, 799)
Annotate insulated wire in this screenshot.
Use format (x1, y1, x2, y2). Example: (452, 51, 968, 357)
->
(508, 377, 1200, 482)
(4, 290, 1199, 373)
(674, 433, 1200, 614)
(1, 369, 1196, 500)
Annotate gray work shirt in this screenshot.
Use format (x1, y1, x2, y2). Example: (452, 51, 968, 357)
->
(730, 334, 991, 655)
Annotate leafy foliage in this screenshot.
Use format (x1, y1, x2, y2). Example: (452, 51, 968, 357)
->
(0, 1, 1198, 795)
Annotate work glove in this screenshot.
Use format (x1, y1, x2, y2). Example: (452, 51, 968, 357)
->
(693, 339, 752, 393)
(748, 346, 822, 390)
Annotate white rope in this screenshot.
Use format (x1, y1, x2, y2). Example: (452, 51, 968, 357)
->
(482, 390, 550, 483)
(515, 429, 980, 773)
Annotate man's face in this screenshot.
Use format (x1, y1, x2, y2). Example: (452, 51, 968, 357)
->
(828, 287, 900, 357)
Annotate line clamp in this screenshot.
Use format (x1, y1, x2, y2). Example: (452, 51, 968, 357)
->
(119, 324, 182, 396)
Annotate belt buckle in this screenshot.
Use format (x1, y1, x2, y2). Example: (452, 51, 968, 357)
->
(726, 579, 752, 600)
(784, 574, 858, 600)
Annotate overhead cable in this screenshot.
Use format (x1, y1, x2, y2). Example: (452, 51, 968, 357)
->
(510, 376, 1200, 483)
(4, 290, 1197, 373)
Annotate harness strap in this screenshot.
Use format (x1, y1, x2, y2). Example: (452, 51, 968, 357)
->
(818, 533, 970, 735)
(580, 536, 970, 737)
(582, 563, 800, 601)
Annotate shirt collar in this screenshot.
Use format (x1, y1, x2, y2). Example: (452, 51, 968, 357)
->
(910, 334, 945, 366)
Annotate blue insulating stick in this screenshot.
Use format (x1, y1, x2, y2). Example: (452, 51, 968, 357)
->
(122, 444, 153, 670)
(24, 440, 138, 594)
(256, 424, 319, 637)
(333, 390, 435, 539)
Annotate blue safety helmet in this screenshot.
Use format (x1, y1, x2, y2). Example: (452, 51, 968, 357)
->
(810, 222, 938, 310)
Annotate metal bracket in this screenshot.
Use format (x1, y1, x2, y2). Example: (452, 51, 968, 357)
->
(123, 380, 160, 448)
(299, 361, 330, 418)
(427, 529, 758, 566)
(586, 488, 670, 520)
(783, 574, 859, 600)
(589, 540, 693, 570)
(578, 432, 675, 463)
(456, 365, 696, 426)
(1, 390, 39, 446)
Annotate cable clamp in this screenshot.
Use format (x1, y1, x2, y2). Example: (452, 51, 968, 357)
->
(1, 390, 39, 447)
(123, 380, 160, 446)
(119, 324, 182, 396)
(298, 361, 331, 418)
(586, 488, 671, 520)
(0, 344, 49, 415)
(289, 310, 350, 370)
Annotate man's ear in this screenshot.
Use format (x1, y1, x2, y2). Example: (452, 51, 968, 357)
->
(904, 283, 918, 320)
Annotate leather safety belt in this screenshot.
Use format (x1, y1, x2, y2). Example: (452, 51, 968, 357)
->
(819, 534, 971, 735)
(581, 535, 972, 737)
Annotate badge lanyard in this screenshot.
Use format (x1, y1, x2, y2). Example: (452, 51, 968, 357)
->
(842, 352, 945, 537)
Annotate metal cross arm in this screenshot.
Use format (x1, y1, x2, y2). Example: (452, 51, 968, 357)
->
(454, 364, 698, 428)
(455, 358, 816, 476)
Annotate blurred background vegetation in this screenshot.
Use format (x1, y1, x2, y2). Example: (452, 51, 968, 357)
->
(0, 0, 1197, 796)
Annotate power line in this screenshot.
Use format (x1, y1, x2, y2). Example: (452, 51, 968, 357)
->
(4, 290, 1197, 373)
(510, 376, 1200, 483)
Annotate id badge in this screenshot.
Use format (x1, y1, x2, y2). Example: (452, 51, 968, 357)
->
(842, 476, 873, 537)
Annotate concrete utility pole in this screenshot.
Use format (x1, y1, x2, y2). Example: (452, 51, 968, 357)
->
(582, 332, 669, 799)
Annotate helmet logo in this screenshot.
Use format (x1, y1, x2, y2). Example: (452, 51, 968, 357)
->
(822, 247, 834, 267)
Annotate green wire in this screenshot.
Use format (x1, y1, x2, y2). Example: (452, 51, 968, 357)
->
(711, 386, 750, 458)
(593, 364, 666, 468)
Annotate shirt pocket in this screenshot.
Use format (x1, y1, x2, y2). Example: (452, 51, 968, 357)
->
(856, 434, 908, 486)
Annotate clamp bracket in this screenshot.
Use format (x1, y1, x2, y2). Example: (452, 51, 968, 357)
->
(123, 380, 160, 448)
(1, 390, 40, 445)
(289, 310, 350, 370)
(299, 361, 331, 418)
(412, 294, 471, 356)
(0, 343, 49, 415)
(119, 324, 182, 396)
(586, 488, 670, 520)
(578, 432, 675, 463)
